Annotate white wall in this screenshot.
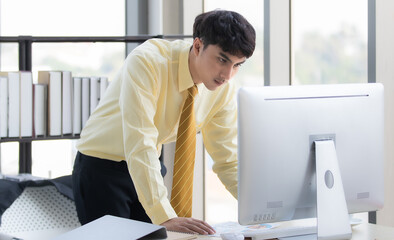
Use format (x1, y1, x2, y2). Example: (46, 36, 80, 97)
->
(376, 0, 394, 227)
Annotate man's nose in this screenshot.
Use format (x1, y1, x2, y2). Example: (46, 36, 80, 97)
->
(221, 66, 234, 80)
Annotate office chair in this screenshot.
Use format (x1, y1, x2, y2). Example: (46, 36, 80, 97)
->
(0, 180, 80, 237)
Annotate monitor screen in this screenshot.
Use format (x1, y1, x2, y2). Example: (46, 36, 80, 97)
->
(237, 83, 384, 228)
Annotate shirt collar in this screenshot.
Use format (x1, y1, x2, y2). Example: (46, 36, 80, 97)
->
(178, 46, 195, 93)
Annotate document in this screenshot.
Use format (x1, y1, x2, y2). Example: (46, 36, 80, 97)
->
(38, 71, 62, 136)
(0, 76, 8, 138)
(20, 71, 33, 137)
(62, 71, 73, 135)
(52, 215, 167, 240)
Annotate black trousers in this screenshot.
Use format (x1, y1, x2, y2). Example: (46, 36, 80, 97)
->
(72, 152, 166, 225)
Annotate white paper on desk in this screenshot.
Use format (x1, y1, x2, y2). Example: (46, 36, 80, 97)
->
(212, 221, 280, 237)
(52, 215, 167, 240)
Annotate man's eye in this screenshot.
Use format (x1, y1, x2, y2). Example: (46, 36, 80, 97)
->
(219, 58, 226, 63)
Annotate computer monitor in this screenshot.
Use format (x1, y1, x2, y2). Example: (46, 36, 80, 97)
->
(237, 83, 384, 239)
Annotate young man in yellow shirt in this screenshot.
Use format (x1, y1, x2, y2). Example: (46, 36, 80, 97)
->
(72, 9, 256, 234)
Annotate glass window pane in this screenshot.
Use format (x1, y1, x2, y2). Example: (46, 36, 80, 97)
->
(292, 0, 368, 85)
(32, 140, 75, 178)
(0, 0, 125, 36)
(0, 0, 125, 178)
(203, 0, 264, 224)
(0, 43, 19, 71)
(0, 143, 19, 175)
(32, 43, 125, 83)
(292, 1, 369, 222)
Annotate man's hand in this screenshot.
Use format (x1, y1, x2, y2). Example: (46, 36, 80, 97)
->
(160, 217, 216, 235)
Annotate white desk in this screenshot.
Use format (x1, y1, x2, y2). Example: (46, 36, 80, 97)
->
(351, 223, 394, 239)
(4, 222, 393, 240)
(170, 223, 394, 240)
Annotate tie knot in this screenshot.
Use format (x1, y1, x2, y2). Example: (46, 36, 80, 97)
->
(188, 85, 198, 98)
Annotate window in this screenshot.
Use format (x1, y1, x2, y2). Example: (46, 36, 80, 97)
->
(0, 0, 125, 178)
(203, 0, 370, 224)
(204, 0, 264, 224)
(292, 0, 368, 85)
(292, 0, 370, 223)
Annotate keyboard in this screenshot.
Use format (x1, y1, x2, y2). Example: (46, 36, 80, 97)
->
(242, 224, 317, 239)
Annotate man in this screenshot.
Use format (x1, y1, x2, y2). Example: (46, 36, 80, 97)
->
(72, 9, 256, 235)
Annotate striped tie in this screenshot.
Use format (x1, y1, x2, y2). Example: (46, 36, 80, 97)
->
(171, 85, 198, 217)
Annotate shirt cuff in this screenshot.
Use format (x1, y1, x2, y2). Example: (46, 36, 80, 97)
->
(147, 198, 178, 225)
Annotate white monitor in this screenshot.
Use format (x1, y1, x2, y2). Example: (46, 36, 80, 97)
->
(237, 83, 384, 239)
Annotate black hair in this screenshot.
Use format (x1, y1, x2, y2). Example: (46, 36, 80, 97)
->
(193, 10, 256, 58)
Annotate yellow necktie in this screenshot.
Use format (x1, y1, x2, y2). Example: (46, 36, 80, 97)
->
(171, 85, 198, 217)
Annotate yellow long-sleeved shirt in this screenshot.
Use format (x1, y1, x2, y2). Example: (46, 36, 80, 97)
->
(76, 39, 238, 225)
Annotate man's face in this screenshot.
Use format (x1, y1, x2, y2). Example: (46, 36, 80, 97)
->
(193, 39, 246, 91)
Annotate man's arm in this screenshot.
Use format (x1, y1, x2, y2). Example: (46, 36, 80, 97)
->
(202, 87, 238, 199)
(118, 54, 216, 234)
(118, 54, 177, 224)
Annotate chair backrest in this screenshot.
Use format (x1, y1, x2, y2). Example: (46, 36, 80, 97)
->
(0, 185, 80, 235)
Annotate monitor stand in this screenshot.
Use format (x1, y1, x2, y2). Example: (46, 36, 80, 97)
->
(314, 140, 352, 239)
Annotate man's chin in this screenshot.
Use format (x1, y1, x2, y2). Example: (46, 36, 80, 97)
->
(204, 82, 221, 91)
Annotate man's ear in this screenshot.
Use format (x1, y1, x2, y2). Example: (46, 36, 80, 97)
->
(193, 37, 203, 55)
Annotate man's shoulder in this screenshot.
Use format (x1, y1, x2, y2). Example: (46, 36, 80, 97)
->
(130, 39, 191, 63)
(139, 39, 191, 53)
(146, 38, 191, 46)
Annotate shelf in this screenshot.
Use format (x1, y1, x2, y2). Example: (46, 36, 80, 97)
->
(0, 35, 192, 43)
(0, 135, 80, 143)
(0, 34, 189, 174)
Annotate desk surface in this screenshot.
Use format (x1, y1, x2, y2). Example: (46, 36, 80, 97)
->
(169, 223, 394, 240)
(351, 223, 394, 240)
(6, 222, 394, 240)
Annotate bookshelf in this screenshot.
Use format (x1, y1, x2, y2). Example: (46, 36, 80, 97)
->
(0, 35, 190, 173)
